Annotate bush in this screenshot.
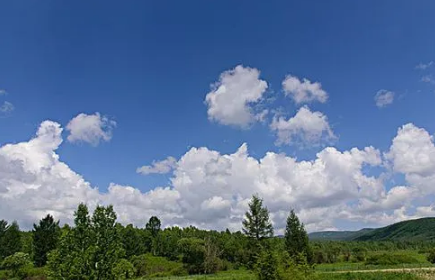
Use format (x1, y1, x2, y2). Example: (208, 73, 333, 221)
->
(130, 254, 187, 277)
(427, 248, 435, 263)
(112, 259, 136, 279)
(0, 270, 11, 280)
(365, 253, 420, 265)
(1, 252, 33, 278)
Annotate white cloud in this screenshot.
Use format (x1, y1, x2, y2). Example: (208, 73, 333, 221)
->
(0, 89, 7, 96)
(4, 120, 435, 232)
(205, 65, 268, 128)
(0, 101, 14, 113)
(421, 75, 435, 84)
(282, 75, 328, 104)
(270, 106, 335, 146)
(374, 90, 395, 108)
(66, 113, 116, 146)
(137, 156, 177, 175)
(415, 61, 433, 70)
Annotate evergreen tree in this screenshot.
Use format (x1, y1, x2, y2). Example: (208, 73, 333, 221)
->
(145, 216, 161, 238)
(0, 221, 22, 259)
(242, 195, 273, 241)
(284, 210, 311, 263)
(32, 214, 60, 266)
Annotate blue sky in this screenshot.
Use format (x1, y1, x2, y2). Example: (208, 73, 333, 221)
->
(1, 1, 435, 231)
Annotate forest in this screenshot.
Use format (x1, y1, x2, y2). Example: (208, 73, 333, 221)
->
(1, 195, 435, 280)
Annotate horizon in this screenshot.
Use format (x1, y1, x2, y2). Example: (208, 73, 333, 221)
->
(1, 1, 435, 234)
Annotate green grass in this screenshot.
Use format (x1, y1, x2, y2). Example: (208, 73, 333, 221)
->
(316, 272, 421, 280)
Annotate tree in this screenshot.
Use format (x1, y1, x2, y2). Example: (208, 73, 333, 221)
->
(32, 214, 60, 266)
(242, 195, 273, 241)
(177, 237, 205, 274)
(255, 249, 280, 280)
(121, 224, 145, 258)
(284, 210, 311, 263)
(92, 205, 125, 279)
(0, 221, 22, 259)
(146, 216, 161, 238)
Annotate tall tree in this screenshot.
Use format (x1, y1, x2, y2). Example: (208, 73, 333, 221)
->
(121, 224, 145, 258)
(145, 216, 161, 238)
(0, 221, 22, 259)
(32, 214, 60, 266)
(284, 209, 311, 262)
(242, 195, 273, 241)
(92, 205, 124, 279)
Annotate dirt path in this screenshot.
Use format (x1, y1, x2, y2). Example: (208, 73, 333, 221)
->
(324, 267, 435, 274)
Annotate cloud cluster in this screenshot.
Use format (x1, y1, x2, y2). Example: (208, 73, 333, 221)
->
(66, 113, 116, 146)
(282, 75, 328, 104)
(270, 106, 335, 146)
(374, 90, 395, 108)
(137, 156, 177, 175)
(2, 120, 434, 232)
(205, 65, 268, 128)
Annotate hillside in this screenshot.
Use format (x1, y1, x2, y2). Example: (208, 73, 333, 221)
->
(354, 217, 435, 241)
(309, 217, 435, 241)
(309, 228, 374, 241)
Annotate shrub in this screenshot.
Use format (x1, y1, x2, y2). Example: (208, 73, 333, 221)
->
(1, 252, 33, 278)
(427, 248, 435, 264)
(112, 259, 136, 279)
(365, 253, 420, 265)
(130, 254, 187, 277)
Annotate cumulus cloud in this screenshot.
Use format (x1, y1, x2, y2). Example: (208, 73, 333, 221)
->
(3, 120, 435, 232)
(66, 113, 116, 146)
(0, 89, 7, 96)
(0, 101, 14, 113)
(205, 65, 268, 128)
(282, 75, 328, 104)
(374, 90, 395, 108)
(137, 156, 177, 175)
(415, 61, 433, 70)
(270, 106, 335, 146)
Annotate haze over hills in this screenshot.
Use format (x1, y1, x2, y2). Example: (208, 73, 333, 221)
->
(309, 218, 435, 241)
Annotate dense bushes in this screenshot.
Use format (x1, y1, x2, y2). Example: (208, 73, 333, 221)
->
(131, 254, 187, 277)
(365, 253, 420, 265)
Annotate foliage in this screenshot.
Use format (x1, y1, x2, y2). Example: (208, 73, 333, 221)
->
(0, 221, 22, 260)
(32, 214, 60, 267)
(427, 248, 435, 263)
(178, 237, 206, 274)
(146, 216, 161, 238)
(112, 259, 135, 279)
(364, 253, 420, 265)
(0, 252, 32, 278)
(242, 195, 273, 241)
(121, 224, 147, 259)
(254, 249, 280, 280)
(285, 209, 312, 264)
(131, 254, 187, 277)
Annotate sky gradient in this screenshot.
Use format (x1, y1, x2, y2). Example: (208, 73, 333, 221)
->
(1, 1, 435, 232)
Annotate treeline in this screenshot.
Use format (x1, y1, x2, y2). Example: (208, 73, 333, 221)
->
(1, 195, 435, 280)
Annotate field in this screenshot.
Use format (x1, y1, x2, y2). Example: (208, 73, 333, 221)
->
(132, 269, 435, 280)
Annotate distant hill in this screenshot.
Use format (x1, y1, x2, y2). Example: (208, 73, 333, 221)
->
(309, 228, 374, 241)
(309, 218, 435, 242)
(354, 217, 435, 241)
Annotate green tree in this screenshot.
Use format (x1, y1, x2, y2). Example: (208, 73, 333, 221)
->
(0, 221, 22, 259)
(255, 249, 280, 280)
(284, 210, 311, 263)
(121, 224, 145, 258)
(92, 205, 125, 279)
(242, 195, 274, 241)
(112, 259, 136, 279)
(32, 214, 60, 266)
(1, 252, 32, 278)
(146, 216, 161, 238)
(177, 237, 205, 274)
